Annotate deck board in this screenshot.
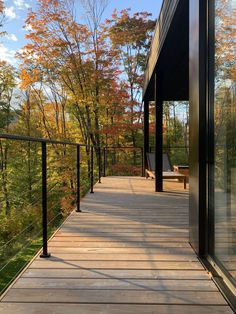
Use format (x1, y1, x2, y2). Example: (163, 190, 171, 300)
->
(24, 260, 205, 270)
(22, 269, 210, 279)
(0, 176, 234, 313)
(0, 304, 233, 314)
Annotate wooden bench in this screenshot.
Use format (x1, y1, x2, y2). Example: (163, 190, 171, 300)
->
(145, 153, 187, 189)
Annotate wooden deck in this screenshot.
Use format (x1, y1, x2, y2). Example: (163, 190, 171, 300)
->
(0, 177, 234, 313)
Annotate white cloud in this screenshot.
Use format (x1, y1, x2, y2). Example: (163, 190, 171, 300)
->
(4, 6, 17, 19)
(0, 44, 16, 64)
(14, 0, 24, 7)
(14, 0, 30, 9)
(7, 33, 18, 42)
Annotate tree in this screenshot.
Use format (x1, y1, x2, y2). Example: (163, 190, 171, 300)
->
(0, 61, 17, 215)
(18, 1, 156, 175)
(19, 0, 118, 158)
(162, 101, 189, 165)
(214, 0, 236, 189)
(0, 0, 4, 35)
(107, 9, 155, 162)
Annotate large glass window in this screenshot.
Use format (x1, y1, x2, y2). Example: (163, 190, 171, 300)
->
(213, 0, 236, 283)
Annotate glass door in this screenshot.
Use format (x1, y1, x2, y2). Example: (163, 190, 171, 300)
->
(210, 0, 236, 286)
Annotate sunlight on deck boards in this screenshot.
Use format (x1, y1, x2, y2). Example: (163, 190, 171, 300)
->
(0, 177, 233, 314)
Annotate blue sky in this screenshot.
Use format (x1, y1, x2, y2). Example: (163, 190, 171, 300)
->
(1, 0, 162, 65)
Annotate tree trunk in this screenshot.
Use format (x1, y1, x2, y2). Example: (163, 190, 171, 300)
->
(0, 141, 10, 215)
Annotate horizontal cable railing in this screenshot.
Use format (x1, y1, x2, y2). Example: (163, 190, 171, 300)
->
(0, 133, 103, 294)
(0, 133, 86, 146)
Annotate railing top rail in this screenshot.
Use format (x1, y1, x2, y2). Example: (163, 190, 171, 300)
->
(0, 133, 88, 147)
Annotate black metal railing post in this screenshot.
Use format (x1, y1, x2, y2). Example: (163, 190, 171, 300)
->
(98, 147, 101, 183)
(90, 146, 94, 193)
(141, 147, 144, 177)
(76, 145, 81, 212)
(40, 142, 50, 258)
(103, 147, 106, 177)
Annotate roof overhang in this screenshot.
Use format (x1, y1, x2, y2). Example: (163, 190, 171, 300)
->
(143, 0, 189, 101)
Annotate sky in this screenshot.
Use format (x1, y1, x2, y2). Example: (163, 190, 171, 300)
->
(1, 0, 162, 65)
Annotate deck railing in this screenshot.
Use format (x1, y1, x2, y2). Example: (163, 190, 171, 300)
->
(0, 134, 105, 293)
(0, 134, 100, 258)
(0, 134, 187, 293)
(0, 134, 148, 294)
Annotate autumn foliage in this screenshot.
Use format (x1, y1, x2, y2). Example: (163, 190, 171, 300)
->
(16, 1, 155, 155)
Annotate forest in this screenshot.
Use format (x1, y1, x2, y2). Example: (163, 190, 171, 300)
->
(0, 0, 189, 293)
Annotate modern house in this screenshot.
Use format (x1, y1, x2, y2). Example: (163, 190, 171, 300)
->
(143, 0, 236, 309)
(0, 0, 235, 312)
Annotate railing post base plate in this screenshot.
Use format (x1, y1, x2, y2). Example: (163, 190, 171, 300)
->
(40, 253, 51, 258)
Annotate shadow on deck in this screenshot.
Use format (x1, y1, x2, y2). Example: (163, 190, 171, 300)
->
(0, 177, 233, 313)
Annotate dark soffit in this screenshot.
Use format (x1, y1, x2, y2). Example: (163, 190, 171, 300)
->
(143, 0, 189, 101)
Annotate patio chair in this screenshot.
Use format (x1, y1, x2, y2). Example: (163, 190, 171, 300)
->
(145, 152, 187, 189)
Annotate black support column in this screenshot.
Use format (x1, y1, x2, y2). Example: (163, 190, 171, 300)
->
(143, 98, 149, 170)
(155, 73, 163, 192)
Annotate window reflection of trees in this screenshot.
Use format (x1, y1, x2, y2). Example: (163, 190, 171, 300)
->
(214, 0, 236, 284)
(214, 0, 236, 191)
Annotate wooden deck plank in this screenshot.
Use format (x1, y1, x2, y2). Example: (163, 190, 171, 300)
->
(34, 253, 198, 261)
(27, 260, 205, 270)
(58, 229, 189, 234)
(22, 269, 210, 279)
(0, 304, 233, 314)
(2, 289, 227, 304)
(51, 236, 190, 242)
(48, 247, 194, 253)
(54, 232, 188, 241)
(12, 278, 217, 291)
(0, 177, 233, 313)
(48, 241, 192, 247)
(49, 236, 189, 242)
